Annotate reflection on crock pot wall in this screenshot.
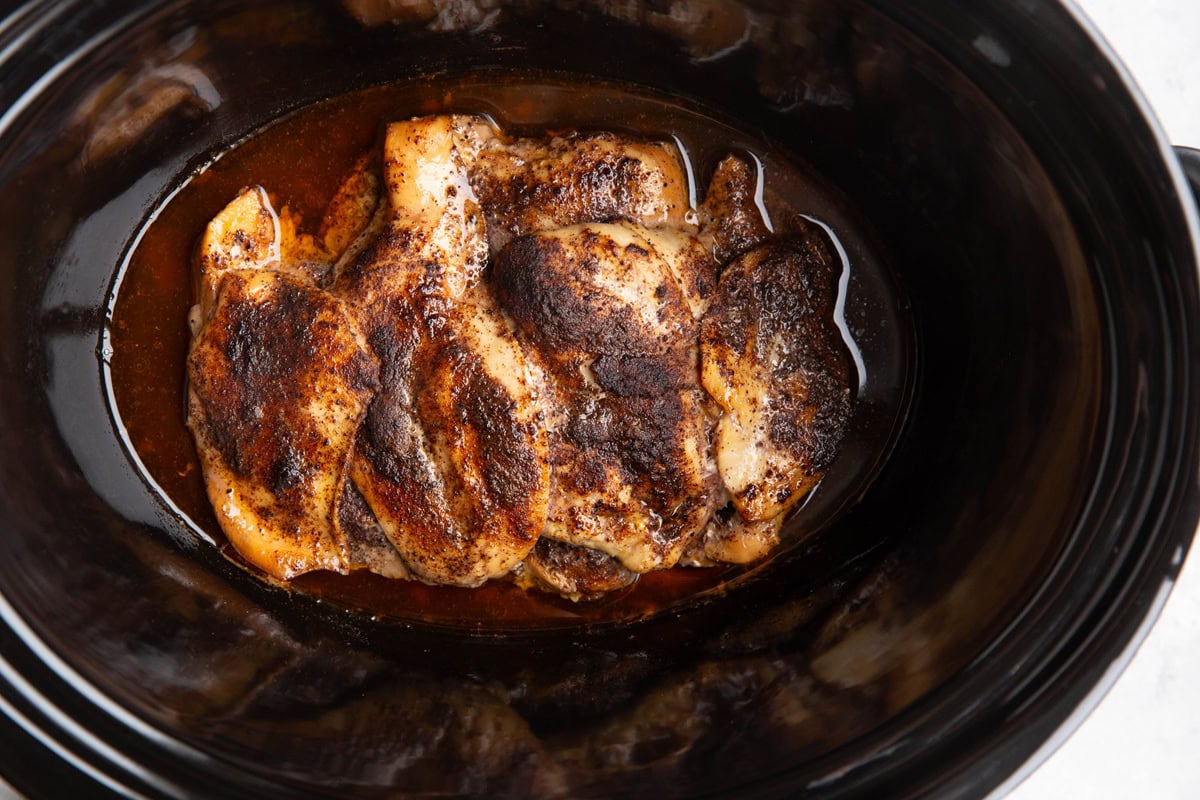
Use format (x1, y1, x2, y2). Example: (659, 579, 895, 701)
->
(0, 0, 1109, 796)
(70, 29, 221, 167)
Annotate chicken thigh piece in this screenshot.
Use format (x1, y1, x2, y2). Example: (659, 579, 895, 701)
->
(697, 154, 773, 266)
(700, 227, 852, 524)
(188, 270, 380, 579)
(337, 116, 551, 586)
(494, 222, 718, 573)
(458, 118, 693, 252)
(187, 188, 410, 580)
(520, 538, 639, 602)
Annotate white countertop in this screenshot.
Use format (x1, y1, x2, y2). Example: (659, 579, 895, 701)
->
(1006, 1, 1200, 797)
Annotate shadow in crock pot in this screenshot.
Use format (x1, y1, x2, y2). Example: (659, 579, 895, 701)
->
(0, 0, 1105, 796)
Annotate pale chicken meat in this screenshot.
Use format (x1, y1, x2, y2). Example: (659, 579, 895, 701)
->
(492, 222, 718, 573)
(185, 112, 852, 598)
(635, 225, 720, 319)
(338, 115, 488, 305)
(680, 505, 784, 567)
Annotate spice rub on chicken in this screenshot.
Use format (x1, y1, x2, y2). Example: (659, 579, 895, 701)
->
(493, 223, 717, 574)
(185, 115, 852, 598)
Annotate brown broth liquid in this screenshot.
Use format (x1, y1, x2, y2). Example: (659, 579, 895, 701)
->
(110, 76, 893, 626)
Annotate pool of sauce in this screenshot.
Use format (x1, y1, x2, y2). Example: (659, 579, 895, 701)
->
(108, 76, 904, 626)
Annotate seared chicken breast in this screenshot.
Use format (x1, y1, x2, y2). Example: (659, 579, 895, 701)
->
(187, 188, 410, 580)
(188, 269, 374, 580)
(186, 113, 852, 597)
(458, 117, 692, 252)
(700, 229, 851, 523)
(337, 117, 551, 586)
(493, 222, 718, 573)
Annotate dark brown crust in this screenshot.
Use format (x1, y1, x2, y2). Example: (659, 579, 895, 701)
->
(472, 131, 688, 249)
(492, 225, 717, 570)
(703, 226, 852, 479)
(699, 155, 773, 266)
(187, 271, 379, 560)
(523, 539, 639, 601)
(418, 334, 544, 516)
(350, 298, 546, 585)
(492, 232, 694, 357)
(591, 352, 690, 398)
(189, 272, 378, 485)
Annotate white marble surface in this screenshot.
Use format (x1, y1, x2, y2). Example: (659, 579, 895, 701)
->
(1006, 1, 1200, 798)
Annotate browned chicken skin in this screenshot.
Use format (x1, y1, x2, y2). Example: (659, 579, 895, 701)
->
(701, 230, 851, 523)
(460, 117, 692, 252)
(699, 154, 774, 266)
(336, 117, 551, 587)
(185, 114, 852, 598)
(186, 190, 383, 579)
(493, 222, 718, 573)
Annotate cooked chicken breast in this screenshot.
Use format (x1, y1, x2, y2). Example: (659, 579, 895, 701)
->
(521, 539, 639, 602)
(188, 188, 417, 580)
(700, 229, 851, 523)
(187, 268, 379, 579)
(337, 117, 551, 586)
(460, 117, 692, 252)
(186, 112, 853, 597)
(493, 222, 718, 573)
(339, 115, 488, 305)
(346, 290, 551, 587)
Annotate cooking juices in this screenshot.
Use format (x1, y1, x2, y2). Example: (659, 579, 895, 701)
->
(108, 76, 911, 625)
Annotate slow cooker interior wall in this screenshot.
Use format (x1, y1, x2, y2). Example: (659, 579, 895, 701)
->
(0, 0, 1103, 794)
